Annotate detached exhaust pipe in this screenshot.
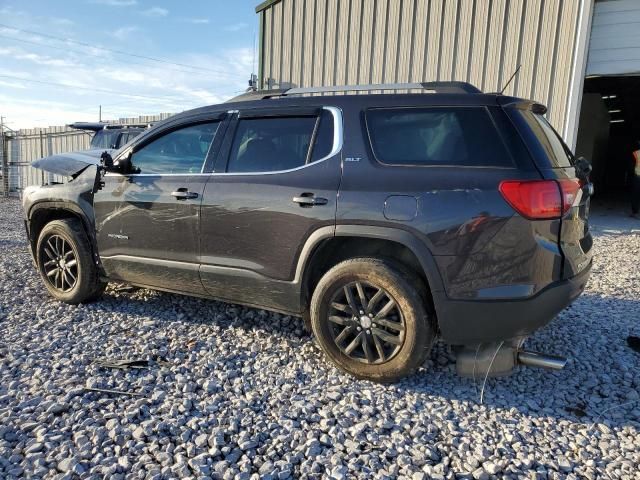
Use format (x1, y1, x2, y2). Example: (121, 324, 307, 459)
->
(517, 350, 567, 370)
(456, 343, 568, 378)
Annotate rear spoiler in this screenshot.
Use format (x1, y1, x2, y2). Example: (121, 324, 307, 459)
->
(497, 97, 547, 115)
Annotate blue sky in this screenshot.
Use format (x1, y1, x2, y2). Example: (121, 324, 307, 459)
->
(0, 0, 259, 128)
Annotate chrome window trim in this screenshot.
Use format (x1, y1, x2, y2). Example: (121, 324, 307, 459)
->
(104, 173, 212, 177)
(104, 106, 343, 178)
(214, 105, 343, 176)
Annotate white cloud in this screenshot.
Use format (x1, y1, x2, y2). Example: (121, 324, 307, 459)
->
(90, 0, 138, 6)
(183, 18, 210, 25)
(51, 17, 74, 26)
(0, 46, 78, 67)
(142, 7, 168, 17)
(0, 79, 28, 90)
(111, 26, 140, 41)
(224, 22, 248, 32)
(1, 46, 253, 128)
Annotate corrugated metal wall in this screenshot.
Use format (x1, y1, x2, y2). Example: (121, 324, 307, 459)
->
(1, 113, 173, 193)
(258, 0, 593, 142)
(587, 0, 640, 76)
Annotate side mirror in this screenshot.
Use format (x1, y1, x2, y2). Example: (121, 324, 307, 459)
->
(115, 152, 134, 174)
(101, 151, 139, 174)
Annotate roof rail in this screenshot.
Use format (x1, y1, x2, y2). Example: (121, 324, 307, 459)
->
(225, 89, 289, 103)
(226, 81, 481, 103)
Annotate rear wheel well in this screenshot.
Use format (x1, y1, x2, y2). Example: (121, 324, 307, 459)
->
(302, 237, 434, 314)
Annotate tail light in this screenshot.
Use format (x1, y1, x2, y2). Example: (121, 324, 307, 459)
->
(499, 179, 581, 220)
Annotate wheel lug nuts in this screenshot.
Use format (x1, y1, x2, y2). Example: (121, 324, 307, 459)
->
(366, 330, 371, 334)
(369, 313, 373, 318)
(372, 323, 377, 328)
(357, 326, 361, 331)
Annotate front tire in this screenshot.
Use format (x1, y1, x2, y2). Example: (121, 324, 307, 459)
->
(310, 258, 435, 382)
(36, 219, 105, 304)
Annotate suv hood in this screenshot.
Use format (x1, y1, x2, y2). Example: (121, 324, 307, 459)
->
(31, 148, 114, 176)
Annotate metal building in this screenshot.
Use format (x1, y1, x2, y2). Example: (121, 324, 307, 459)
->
(256, 0, 640, 193)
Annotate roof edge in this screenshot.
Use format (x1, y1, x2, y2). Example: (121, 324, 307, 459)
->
(256, 0, 282, 13)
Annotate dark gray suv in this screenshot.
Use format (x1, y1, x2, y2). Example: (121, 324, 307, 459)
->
(22, 82, 593, 382)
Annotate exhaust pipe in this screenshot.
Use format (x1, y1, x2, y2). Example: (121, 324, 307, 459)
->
(517, 350, 567, 370)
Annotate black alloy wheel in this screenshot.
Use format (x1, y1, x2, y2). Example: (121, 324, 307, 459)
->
(328, 281, 405, 364)
(36, 218, 106, 304)
(310, 257, 435, 382)
(41, 234, 79, 292)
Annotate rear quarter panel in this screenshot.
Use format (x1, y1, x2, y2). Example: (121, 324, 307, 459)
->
(337, 98, 563, 300)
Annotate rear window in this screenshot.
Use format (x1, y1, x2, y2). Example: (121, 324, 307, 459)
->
(366, 107, 513, 167)
(521, 112, 573, 168)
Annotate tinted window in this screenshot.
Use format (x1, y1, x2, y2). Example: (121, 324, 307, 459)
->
(227, 116, 318, 173)
(522, 112, 573, 168)
(366, 107, 513, 167)
(119, 130, 143, 148)
(131, 122, 218, 174)
(91, 130, 121, 149)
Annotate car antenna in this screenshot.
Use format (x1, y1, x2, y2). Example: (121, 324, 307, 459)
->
(499, 64, 522, 95)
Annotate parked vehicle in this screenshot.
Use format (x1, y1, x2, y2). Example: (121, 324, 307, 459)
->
(22, 82, 593, 382)
(68, 122, 147, 150)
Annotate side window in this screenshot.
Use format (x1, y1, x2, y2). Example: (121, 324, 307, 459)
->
(91, 130, 120, 149)
(227, 115, 322, 173)
(131, 122, 219, 174)
(366, 107, 514, 167)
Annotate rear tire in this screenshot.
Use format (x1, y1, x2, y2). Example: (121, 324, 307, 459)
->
(36, 219, 106, 304)
(310, 257, 434, 382)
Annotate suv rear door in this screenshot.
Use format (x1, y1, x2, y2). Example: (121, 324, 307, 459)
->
(199, 106, 342, 312)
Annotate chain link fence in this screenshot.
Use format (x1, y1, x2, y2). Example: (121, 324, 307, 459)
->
(0, 114, 172, 197)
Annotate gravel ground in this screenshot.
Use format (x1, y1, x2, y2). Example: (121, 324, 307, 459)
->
(1, 196, 639, 480)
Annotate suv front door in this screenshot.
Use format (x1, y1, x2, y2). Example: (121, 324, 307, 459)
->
(94, 115, 225, 293)
(199, 106, 343, 312)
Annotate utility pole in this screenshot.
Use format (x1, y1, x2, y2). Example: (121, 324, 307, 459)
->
(0, 116, 7, 197)
(99, 105, 102, 122)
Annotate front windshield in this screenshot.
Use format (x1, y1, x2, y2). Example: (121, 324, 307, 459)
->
(90, 130, 121, 149)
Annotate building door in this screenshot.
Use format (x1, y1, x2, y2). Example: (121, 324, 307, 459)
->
(586, 0, 640, 76)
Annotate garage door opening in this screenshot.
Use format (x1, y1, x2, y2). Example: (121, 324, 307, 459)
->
(576, 75, 640, 201)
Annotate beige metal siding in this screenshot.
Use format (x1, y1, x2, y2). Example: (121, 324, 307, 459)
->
(259, 0, 593, 142)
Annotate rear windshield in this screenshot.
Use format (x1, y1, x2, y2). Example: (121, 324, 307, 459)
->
(365, 106, 513, 167)
(522, 112, 573, 168)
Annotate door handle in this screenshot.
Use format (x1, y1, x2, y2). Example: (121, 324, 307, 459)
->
(293, 193, 328, 207)
(171, 189, 199, 200)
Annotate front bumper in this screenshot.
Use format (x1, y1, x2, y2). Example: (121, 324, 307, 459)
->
(435, 262, 591, 345)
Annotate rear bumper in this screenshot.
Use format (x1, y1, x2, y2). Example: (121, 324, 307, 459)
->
(435, 262, 591, 345)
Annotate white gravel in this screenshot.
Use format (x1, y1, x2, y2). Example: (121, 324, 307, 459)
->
(0, 197, 639, 480)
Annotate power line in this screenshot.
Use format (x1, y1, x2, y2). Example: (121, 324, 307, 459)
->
(0, 22, 243, 76)
(0, 75, 248, 114)
(0, 34, 239, 80)
(0, 74, 189, 101)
